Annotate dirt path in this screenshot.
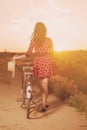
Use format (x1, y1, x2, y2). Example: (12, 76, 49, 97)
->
(0, 72, 87, 130)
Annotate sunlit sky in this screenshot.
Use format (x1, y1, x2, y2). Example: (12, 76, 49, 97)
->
(0, 0, 87, 52)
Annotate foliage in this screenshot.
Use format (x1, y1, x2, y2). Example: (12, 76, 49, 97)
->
(67, 92, 87, 114)
(49, 50, 87, 113)
(53, 50, 87, 95)
(49, 75, 78, 101)
(49, 74, 87, 114)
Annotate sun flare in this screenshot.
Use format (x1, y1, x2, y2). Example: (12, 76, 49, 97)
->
(54, 44, 65, 52)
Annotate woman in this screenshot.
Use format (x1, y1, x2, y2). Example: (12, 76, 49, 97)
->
(15, 22, 54, 112)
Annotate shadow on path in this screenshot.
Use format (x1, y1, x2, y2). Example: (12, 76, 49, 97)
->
(27, 96, 64, 119)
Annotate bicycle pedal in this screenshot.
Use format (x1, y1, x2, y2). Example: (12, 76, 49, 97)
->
(20, 103, 26, 108)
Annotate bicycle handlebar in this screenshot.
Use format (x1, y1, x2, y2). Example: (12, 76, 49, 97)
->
(22, 62, 33, 66)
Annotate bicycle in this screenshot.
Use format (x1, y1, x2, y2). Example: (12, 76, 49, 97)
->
(20, 62, 37, 119)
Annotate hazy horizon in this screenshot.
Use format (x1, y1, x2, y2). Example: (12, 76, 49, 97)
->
(0, 48, 87, 53)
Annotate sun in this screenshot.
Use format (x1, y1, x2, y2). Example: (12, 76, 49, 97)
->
(54, 43, 66, 52)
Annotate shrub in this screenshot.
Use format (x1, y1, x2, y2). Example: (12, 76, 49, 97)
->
(49, 75, 87, 114)
(49, 75, 78, 101)
(67, 92, 87, 113)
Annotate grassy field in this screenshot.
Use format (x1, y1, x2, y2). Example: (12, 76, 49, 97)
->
(53, 50, 87, 95)
(0, 50, 87, 95)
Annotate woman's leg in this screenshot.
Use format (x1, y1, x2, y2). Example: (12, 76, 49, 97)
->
(40, 78, 49, 109)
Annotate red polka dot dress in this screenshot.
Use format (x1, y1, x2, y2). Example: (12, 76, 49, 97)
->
(27, 37, 54, 78)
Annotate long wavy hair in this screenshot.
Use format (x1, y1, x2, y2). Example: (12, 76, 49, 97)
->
(31, 22, 47, 46)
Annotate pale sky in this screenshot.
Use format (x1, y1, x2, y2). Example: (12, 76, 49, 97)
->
(0, 0, 87, 52)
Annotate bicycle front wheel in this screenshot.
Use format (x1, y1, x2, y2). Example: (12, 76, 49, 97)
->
(26, 98, 31, 119)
